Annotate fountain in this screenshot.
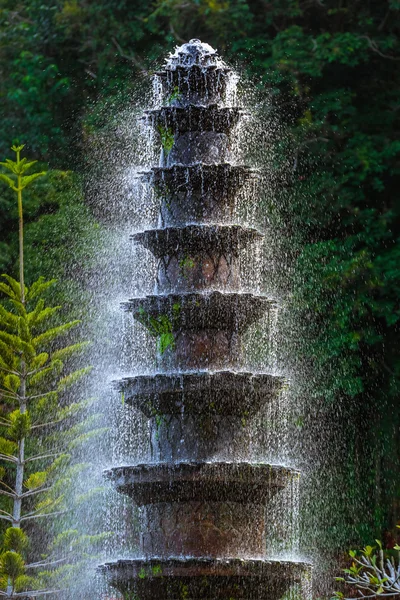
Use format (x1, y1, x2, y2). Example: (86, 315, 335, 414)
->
(100, 39, 312, 599)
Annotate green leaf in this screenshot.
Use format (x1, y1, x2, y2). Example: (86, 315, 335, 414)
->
(0, 551, 25, 581)
(0, 173, 17, 190)
(26, 277, 57, 302)
(3, 528, 28, 554)
(0, 304, 20, 328)
(28, 359, 63, 387)
(0, 160, 17, 174)
(3, 373, 20, 393)
(51, 341, 90, 362)
(1, 275, 22, 300)
(19, 159, 38, 173)
(24, 471, 47, 490)
(0, 437, 17, 457)
(15, 574, 37, 593)
(32, 320, 80, 348)
(57, 366, 92, 392)
(8, 410, 31, 441)
(20, 172, 46, 189)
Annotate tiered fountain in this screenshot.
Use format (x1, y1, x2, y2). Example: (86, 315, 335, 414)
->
(101, 39, 312, 599)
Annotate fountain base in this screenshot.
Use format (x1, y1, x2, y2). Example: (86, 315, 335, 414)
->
(100, 557, 312, 599)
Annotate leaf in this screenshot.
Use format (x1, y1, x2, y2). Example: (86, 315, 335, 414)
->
(15, 574, 37, 593)
(28, 359, 62, 387)
(1, 275, 22, 300)
(19, 160, 38, 173)
(0, 551, 25, 581)
(0, 437, 17, 456)
(20, 171, 46, 189)
(24, 471, 47, 490)
(26, 277, 57, 302)
(0, 304, 20, 328)
(57, 366, 92, 392)
(0, 282, 17, 300)
(3, 373, 20, 393)
(3, 528, 28, 553)
(51, 341, 91, 362)
(0, 160, 17, 174)
(30, 352, 49, 370)
(32, 320, 80, 348)
(158, 332, 175, 354)
(8, 410, 31, 441)
(0, 331, 35, 360)
(0, 173, 17, 190)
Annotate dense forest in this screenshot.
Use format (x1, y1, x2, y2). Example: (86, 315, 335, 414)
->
(0, 0, 399, 595)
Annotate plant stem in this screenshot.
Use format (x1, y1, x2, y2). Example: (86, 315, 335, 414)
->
(16, 148, 24, 304)
(12, 367, 26, 529)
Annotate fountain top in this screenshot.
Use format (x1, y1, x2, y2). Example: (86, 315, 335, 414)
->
(164, 38, 226, 70)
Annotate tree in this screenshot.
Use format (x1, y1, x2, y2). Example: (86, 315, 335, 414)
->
(0, 147, 91, 597)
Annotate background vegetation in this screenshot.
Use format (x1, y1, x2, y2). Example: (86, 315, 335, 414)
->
(0, 0, 399, 587)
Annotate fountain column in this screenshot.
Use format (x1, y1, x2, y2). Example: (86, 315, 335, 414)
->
(101, 39, 312, 599)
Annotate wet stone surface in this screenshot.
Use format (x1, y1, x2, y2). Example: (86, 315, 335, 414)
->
(105, 461, 297, 505)
(116, 371, 284, 417)
(100, 557, 312, 600)
(141, 164, 259, 226)
(144, 105, 243, 135)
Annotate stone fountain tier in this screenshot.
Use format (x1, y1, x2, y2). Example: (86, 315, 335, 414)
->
(105, 461, 297, 504)
(100, 557, 312, 600)
(141, 163, 257, 195)
(141, 164, 259, 225)
(143, 105, 243, 134)
(163, 39, 226, 71)
(105, 463, 302, 559)
(123, 291, 272, 333)
(132, 225, 263, 292)
(116, 371, 283, 416)
(155, 39, 233, 108)
(132, 224, 262, 257)
(156, 64, 233, 108)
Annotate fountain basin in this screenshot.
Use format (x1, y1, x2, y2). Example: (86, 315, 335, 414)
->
(100, 557, 312, 599)
(117, 371, 283, 416)
(144, 105, 243, 134)
(141, 163, 259, 225)
(132, 225, 263, 257)
(105, 461, 297, 504)
(124, 291, 272, 333)
(156, 65, 233, 107)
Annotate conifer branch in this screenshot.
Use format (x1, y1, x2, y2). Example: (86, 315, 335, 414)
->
(20, 486, 52, 499)
(20, 509, 66, 522)
(24, 451, 61, 463)
(0, 480, 16, 494)
(0, 453, 17, 463)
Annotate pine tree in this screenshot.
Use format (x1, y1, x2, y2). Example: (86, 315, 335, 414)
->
(0, 147, 93, 598)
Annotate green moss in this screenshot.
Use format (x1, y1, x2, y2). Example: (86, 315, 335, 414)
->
(151, 564, 163, 576)
(179, 256, 196, 279)
(166, 86, 182, 105)
(157, 124, 174, 155)
(136, 305, 181, 355)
